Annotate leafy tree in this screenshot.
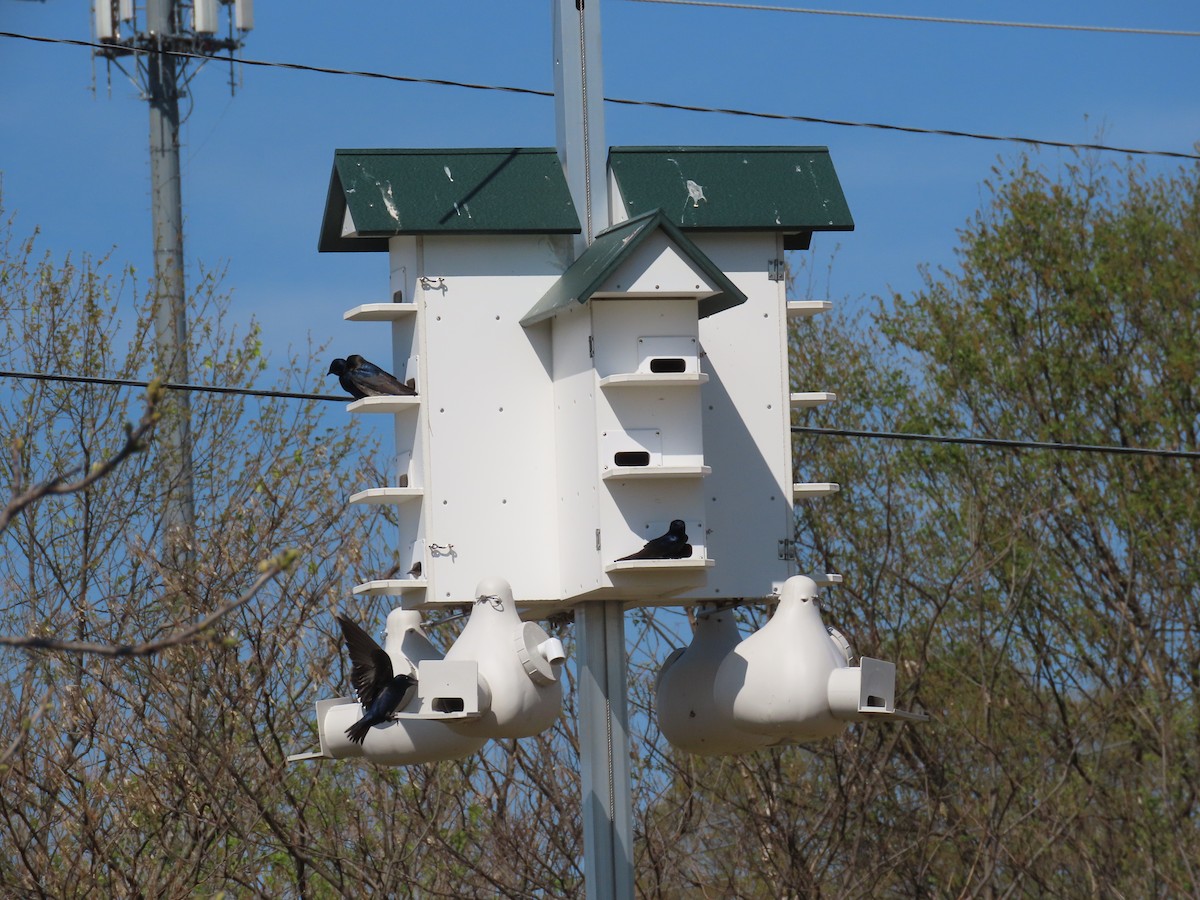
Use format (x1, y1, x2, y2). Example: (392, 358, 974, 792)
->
(793, 154, 1199, 895)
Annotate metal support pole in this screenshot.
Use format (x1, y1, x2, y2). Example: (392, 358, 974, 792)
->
(146, 0, 195, 553)
(577, 601, 635, 899)
(554, 5, 630, 893)
(553, 0, 609, 255)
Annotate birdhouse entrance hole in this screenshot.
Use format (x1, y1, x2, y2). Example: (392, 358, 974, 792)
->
(613, 451, 651, 467)
(635, 335, 699, 376)
(432, 697, 466, 713)
(648, 358, 687, 374)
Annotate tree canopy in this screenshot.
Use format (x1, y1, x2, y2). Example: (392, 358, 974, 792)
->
(785, 155, 1200, 895)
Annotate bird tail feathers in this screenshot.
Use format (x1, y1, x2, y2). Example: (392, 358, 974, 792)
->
(345, 719, 373, 745)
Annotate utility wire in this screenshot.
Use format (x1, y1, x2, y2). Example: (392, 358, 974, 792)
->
(0, 370, 347, 402)
(599, 96, 1200, 160)
(0, 370, 1195, 460)
(793, 425, 1200, 460)
(623, 0, 1200, 38)
(1, 31, 556, 99)
(3, 30, 1198, 161)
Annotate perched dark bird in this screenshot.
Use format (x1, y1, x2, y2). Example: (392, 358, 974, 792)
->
(617, 519, 692, 561)
(406, 561, 422, 578)
(336, 613, 417, 745)
(328, 354, 416, 399)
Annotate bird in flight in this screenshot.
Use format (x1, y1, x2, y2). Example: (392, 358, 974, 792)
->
(617, 519, 693, 560)
(336, 613, 418, 745)
(328, 355, 416, 399)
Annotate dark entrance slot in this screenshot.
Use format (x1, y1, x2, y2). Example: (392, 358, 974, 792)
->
(433, 697, 465, 713)
(614, 451, 651, 467)
(866, 695, 886, 708)
(649, 357, 687, 374)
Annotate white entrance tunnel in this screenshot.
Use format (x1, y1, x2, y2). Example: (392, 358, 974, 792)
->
(656, 575, 925, 754)
(292, 578, 567, 766)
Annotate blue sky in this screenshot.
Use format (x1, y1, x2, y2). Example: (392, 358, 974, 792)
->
(1, 0, 1198, 384)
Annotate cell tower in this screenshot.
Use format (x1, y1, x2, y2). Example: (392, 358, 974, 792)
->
(91, 0, 253, 557)
(93, 1, 253, 70)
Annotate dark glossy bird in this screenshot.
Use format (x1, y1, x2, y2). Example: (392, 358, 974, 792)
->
(328, 354, 416, 399)
(617, 519, 692, 561)
(336, 613, 418, 745)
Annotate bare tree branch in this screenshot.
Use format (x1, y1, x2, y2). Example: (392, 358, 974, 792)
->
(0, 379, 165, 534)
(0, 681, 50, 770)
(0, 549, 298, 657)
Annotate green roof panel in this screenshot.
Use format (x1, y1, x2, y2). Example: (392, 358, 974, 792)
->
(520, 209, 748, 327)
(609, 146, 854, 238)
(319, 148, 581, 251)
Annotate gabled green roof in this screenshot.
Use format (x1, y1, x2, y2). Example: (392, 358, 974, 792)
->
(319, 148, 581, 252)
(609, 146, 854, 248)
(520, 209, 748, 327)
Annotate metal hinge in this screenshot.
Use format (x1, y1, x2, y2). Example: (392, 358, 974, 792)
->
(778, 539, 797, 560)
(768, 258, 787, 282)
(588, 335, 594, 358)
(596, 528, 602, 551)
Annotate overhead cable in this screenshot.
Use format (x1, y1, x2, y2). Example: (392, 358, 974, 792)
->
(599, 96, 1200, 159)
(623, 0, 1200, 39)
(2, 30, 1198, 161)
(0, 30, 556, 98)
(0, 369, 346, 402)
(1, 370, 1195, 459)
(792, 425, 1200, 460)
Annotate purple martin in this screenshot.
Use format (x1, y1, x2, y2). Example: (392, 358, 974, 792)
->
(617, 519, 692, 561)
(336, 613, 418, 745)
(328, 354, 416, 399)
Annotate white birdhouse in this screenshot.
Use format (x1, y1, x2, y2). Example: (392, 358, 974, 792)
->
(655, 575, 925, 754)
(318, 146, 855, 612)
(291, 578, 566, 766)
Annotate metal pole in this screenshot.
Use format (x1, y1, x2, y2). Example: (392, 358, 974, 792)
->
(145, 0, 195, 554)
(577, 602, 635, 899)
(553, 0, 609, 255)
(553, 2, 632, 896)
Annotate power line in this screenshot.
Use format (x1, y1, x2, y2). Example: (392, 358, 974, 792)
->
(600, 96, 1200, 160)
(3, 30, 1198, 161)
(0, 370, 347, 402)
(622, 0, 1200, 39)
(1, 370, 1195, 460)
(1, 30, 556, 99)
(793, 425, 1200, 461)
